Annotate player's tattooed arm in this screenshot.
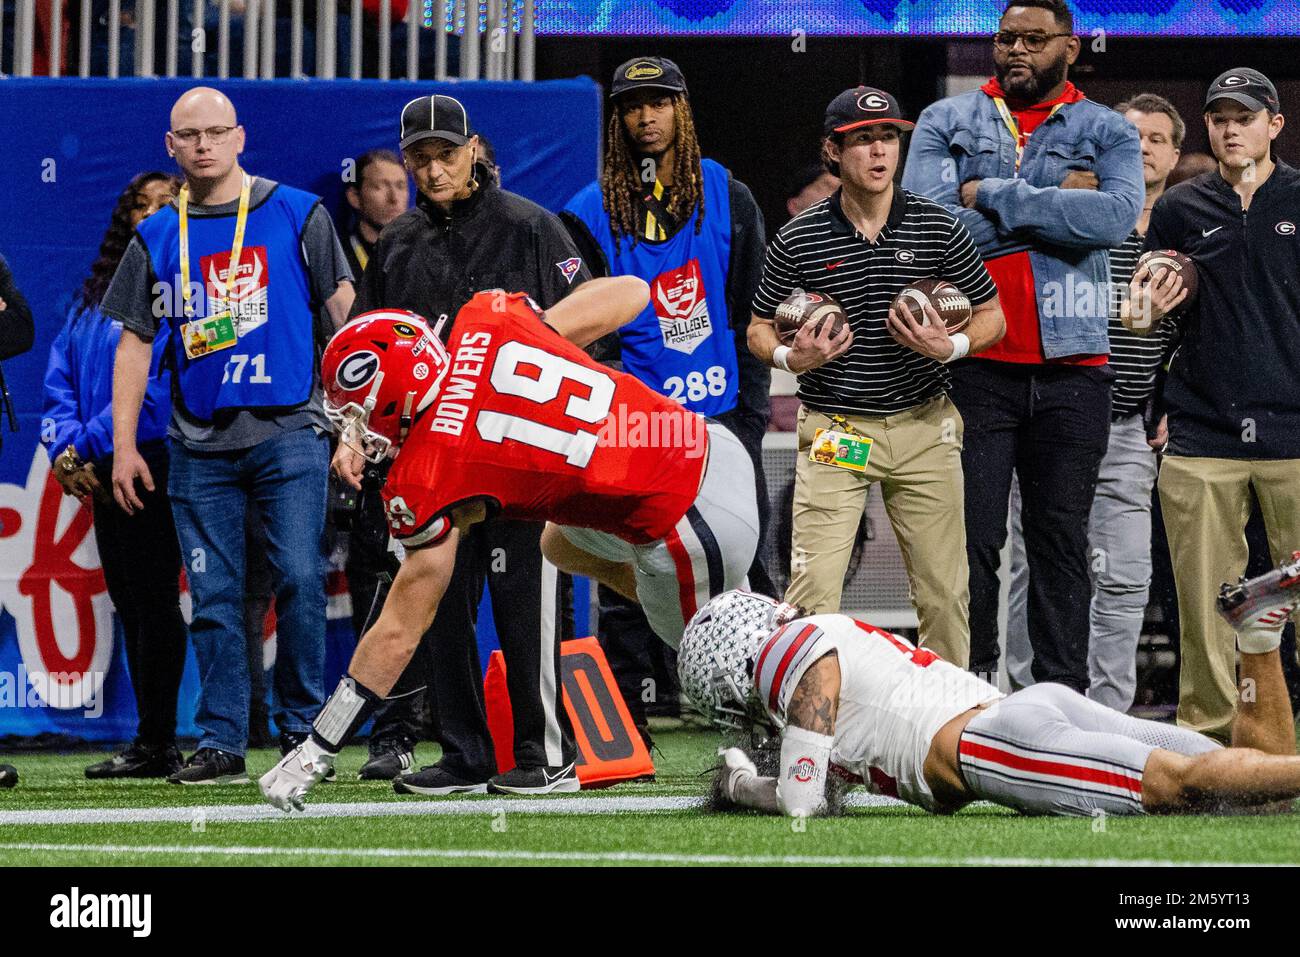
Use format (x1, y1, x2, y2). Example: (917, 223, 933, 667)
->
(786, 652, 840, 735)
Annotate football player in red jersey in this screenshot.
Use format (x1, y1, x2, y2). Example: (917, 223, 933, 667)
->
(261, 276, 759, 810)
(680, 554, 1300, 819)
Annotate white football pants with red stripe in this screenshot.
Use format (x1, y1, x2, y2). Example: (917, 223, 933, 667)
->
(558, 422, 759, 648)
(958, 683, 1221, 816)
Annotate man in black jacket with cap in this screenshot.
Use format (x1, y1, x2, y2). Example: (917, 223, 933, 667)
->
(343, 94, 592, 795)
(1129, 67, 1300, 743)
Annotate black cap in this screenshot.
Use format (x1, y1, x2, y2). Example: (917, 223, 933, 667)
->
(610, 57, 688, 99)
(824, 86, 914, 136)
(400, 94, 473, 150)
(1205, 68, 1280, 114)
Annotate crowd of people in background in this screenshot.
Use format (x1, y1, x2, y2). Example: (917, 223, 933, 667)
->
(10, 0, 1298, 790)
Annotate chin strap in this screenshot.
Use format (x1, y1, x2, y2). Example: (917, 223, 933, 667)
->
(398, 390, 417, 444)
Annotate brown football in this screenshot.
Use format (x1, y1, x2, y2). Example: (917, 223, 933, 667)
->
(773, 290, 849, 345)
(1135, 249, 1199, 309)
(891, 278, 972, 334)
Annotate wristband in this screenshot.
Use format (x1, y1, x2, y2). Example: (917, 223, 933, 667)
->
(772, 345, 794, 373)
(943, 332, 971, 364)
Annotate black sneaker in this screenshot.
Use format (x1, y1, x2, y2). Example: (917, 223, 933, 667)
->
(393, 764, 489, 796)
(167, 748, 249, 785)
(85, 742, 182, 780)
(358, 739, 416, 781)
(280, 731, 336, 782)
(488, 762, 580, 796)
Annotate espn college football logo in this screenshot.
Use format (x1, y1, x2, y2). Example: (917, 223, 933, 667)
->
(652, 259, 714, 356)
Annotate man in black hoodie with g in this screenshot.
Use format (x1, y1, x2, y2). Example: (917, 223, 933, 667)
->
(343, 95, 592, 795)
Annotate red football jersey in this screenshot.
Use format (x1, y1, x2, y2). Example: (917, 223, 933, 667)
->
(382, 292, 709, 548)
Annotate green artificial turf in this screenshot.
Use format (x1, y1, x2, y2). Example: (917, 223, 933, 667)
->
(2, 730, 1298, 866)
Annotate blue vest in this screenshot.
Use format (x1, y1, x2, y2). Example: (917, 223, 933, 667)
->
(565, 158, 738, 416)
(138, 182, 320, 422)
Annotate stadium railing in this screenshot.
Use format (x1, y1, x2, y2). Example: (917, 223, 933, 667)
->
(0, 0, 534, 80)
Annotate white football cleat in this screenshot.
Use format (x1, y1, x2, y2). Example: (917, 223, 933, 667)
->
(259, 737, 336, 813)
(1217, 551, 1300, 654)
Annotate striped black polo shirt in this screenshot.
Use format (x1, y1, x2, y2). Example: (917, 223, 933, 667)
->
(1106, 230, 1172, 419)
(753, 186, 997, 416)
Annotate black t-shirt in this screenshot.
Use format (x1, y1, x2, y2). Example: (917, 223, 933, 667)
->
(1146, 162, 1300, 458)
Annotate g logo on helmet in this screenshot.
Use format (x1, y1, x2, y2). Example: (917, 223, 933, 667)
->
(1277, 221, 1296, 235)
(336, 350, 381, 391)
(857, 92, 889, 112)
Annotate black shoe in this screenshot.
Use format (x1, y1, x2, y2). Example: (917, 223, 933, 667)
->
(358, 739, 416, 781)
(393, 764, 489, 796)
(167, 748, 249, 785)
(85, 742, 182, 780)
(248, 711, 274, 750)
(280, 731, 336, 782)
(488, 762, 580, 796)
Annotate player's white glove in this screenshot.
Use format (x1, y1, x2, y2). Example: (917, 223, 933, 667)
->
(716, 747, 759, 805)
(259, 737, 336, 813)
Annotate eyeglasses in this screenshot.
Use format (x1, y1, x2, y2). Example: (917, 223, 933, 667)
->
(170, 125, 237, 146)
(993, 31, 1073, 53)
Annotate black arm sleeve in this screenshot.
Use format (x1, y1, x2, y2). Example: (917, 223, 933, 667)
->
(534, 211, 593, 309)
(0, 254, 35, 360)
(725, 177, 771, 439)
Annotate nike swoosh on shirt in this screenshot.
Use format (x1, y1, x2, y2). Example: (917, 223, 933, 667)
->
(1202, 226, 1224, 237)
(825, 260, 847, 270)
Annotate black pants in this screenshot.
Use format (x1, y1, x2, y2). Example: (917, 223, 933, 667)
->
(595, 411, 774, 732)
(424, 518, 575, 778)
(345, 465, 433, 748)
(92, 450, 187, 748)
(949, 360, 1112, 691)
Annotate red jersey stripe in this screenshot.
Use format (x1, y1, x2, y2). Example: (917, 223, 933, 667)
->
(664, 526, 698, 623)
(767, 624, 817, 714)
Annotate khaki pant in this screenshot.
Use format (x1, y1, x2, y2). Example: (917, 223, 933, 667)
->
(788, 397, 971, 666)
(1158, 455, 1300, 742)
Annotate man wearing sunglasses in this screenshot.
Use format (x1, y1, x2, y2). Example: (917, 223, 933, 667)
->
(903, 0, 1143, 694)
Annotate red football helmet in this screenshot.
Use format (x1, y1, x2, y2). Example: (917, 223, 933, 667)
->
(321, 310, 450, 462)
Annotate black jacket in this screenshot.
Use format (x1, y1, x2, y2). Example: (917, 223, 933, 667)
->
(0, 254, 34, 361)
(352, 164, 591, 327)
(1148, 161, 1300, 459)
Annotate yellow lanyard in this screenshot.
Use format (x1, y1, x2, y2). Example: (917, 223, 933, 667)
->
(993, 98, 1065, 175)
(350, 234, 370, 273)
(642, 179, 668, 242)
(179, 172, 252, 318)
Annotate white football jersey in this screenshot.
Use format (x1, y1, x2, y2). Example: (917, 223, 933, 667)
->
(752, 613, 1003, 811)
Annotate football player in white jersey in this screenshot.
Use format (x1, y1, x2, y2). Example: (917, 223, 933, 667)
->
(679, 553, 1300, 817)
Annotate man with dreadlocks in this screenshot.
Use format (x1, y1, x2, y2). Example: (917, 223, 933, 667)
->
(562, 57, 772, 742)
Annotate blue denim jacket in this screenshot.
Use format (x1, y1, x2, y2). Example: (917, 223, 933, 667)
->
(902, 88, 1143, 359)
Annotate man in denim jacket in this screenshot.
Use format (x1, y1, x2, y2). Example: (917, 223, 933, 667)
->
(902, 0, 1142, 691)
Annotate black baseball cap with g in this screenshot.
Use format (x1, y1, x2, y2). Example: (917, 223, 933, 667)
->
(400, 94, 474, 149)
(1205, 68, 1280, 115)
(824, 86, 915, 136)
(610, 57, 688, 99)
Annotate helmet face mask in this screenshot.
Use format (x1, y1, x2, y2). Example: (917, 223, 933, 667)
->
(678, 590, 804, 732)
(320, 311, 449, 463)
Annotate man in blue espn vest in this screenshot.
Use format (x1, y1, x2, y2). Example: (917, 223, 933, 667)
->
(562, 57, 772, 737)
(107, 87, 355, 784)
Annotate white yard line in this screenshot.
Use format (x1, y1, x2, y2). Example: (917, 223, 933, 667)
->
(0, 841, 1279, 867)
(0, 791, 911, 827)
